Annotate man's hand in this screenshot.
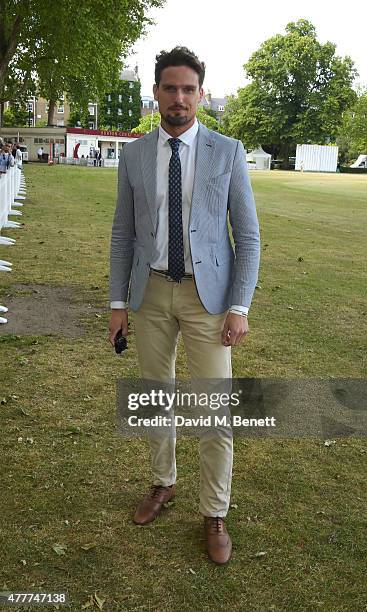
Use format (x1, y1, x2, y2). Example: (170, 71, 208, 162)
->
(108, 309, 129, 347)
(221, 312, 249, 347)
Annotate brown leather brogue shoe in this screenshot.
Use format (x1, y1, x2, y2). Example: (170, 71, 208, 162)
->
(133, 484, 176, 525)
(204, 517, 232, 564)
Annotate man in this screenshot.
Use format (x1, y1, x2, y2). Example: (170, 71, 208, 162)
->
(0, 142, 9, 175)
(109, 47, 260, 564)
(15, 145, 23, 168)
(7, 143, 15, 168)
(37, 146, 44, 161)
(1, 143, 13, 173)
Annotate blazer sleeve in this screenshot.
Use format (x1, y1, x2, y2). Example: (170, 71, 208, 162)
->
(109, 145, 136, 303)
(228, 140, 260, 308)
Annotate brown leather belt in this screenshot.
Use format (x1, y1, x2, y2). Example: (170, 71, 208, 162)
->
(150, 268, 194, 281)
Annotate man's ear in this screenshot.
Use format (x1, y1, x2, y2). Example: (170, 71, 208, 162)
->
(199, 87, 204, 102)
(153, 84, 158, 100)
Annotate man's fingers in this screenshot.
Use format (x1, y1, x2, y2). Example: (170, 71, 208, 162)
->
(230, 331, 241, 346)
(221, 323, 230, 345)
(108, 327, 126, 345)
(108, 309, 129, 347)
(222, 327, 248, 346)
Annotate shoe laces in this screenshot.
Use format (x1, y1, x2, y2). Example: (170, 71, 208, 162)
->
(150, 485, 169, 499)
(208, 517, 224, 533)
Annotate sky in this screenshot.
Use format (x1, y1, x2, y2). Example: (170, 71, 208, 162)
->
(126, 0, 367, 98)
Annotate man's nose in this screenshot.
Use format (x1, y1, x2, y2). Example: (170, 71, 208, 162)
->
(174, 89, 185, 104)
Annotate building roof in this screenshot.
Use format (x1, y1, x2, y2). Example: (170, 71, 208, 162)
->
(209, 97, 227, 110)
(200, 95, 228, 111)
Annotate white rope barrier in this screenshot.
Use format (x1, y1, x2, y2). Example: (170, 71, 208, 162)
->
(0, 163, 26, 324)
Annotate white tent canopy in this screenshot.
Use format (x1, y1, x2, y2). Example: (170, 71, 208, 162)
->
(350, 154, 367, 168)
(246, 147, 271, 170)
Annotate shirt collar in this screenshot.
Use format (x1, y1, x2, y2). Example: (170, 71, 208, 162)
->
(158, 118, 198, 147)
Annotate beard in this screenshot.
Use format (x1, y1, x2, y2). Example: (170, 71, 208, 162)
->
(162, 110, 191, 126)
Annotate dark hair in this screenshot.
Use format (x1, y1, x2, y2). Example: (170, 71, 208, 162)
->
(155, 46, 205, 88)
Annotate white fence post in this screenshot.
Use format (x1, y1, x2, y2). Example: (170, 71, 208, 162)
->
(0, 164, 26, 324)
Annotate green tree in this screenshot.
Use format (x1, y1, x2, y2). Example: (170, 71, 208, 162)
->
(99, 78, 141, 131)
(337, 90, 367, 163)
(204, 107, 218, 120)
(2, 105, 28, 127)
(221, 19, 357, 167)
(131, 106, 219, 133)
(68, 107, 90, 129)
(0, 0, 164, 126)
(131, 111, 160, 133)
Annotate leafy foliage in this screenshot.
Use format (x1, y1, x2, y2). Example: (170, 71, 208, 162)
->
(337, 90, 367, 162)
(0, 0, 164, 125)
(2, 104, 29, 127)
(69, 80, 142, 131)
(131, 106, 219, 133)
(98, 80, 141, 131)
(221, 20, 357, 165)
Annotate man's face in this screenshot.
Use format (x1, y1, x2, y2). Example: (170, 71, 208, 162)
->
(153, 65, 203, 128)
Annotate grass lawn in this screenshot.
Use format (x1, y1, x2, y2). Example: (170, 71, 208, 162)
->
(0, 164, 366, 611)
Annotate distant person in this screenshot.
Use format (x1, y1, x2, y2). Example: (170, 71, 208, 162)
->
(0, 143, 9, 174)
(6, 143, 14, 168)
(15, 145, 23, 168)
(37, 146, 44, 161)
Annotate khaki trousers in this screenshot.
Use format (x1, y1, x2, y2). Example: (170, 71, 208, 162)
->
(133, 271, 233, 517)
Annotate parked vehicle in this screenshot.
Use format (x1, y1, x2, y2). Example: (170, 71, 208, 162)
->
(19, 145, 28, 162)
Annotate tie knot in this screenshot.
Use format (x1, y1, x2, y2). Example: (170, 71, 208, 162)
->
(168, 138, 181, 153)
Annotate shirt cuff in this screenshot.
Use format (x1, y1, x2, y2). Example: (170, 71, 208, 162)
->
(110, 301, 127, 309)
(229, 304, 249, 316)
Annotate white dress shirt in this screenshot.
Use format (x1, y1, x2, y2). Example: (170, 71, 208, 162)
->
(111, 119, 248, 316)
(151, 120, 197, 272)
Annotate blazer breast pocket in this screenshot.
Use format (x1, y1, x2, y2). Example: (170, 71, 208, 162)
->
(207, 172, 231, 196)
(209, 171, 231, 184)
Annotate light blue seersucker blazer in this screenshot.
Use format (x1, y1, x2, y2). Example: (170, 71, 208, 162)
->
(109, 122, 260, 314)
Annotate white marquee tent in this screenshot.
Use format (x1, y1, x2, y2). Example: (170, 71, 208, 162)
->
(350, 154, 367, 168)
(246, 147, 271, 170)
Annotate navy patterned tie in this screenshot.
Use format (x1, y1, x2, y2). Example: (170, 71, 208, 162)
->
(168, 138, 185, 282)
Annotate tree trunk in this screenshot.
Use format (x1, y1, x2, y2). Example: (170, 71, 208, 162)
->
(47, 99, 56, 126)
(0, 10, 23, 98)
(279, 142, 291, 170)
(0, 101, 3, 127)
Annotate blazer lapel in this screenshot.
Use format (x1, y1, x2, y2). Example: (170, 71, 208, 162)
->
(190, 122, 216, 227)
(140, 129, 159, 229)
